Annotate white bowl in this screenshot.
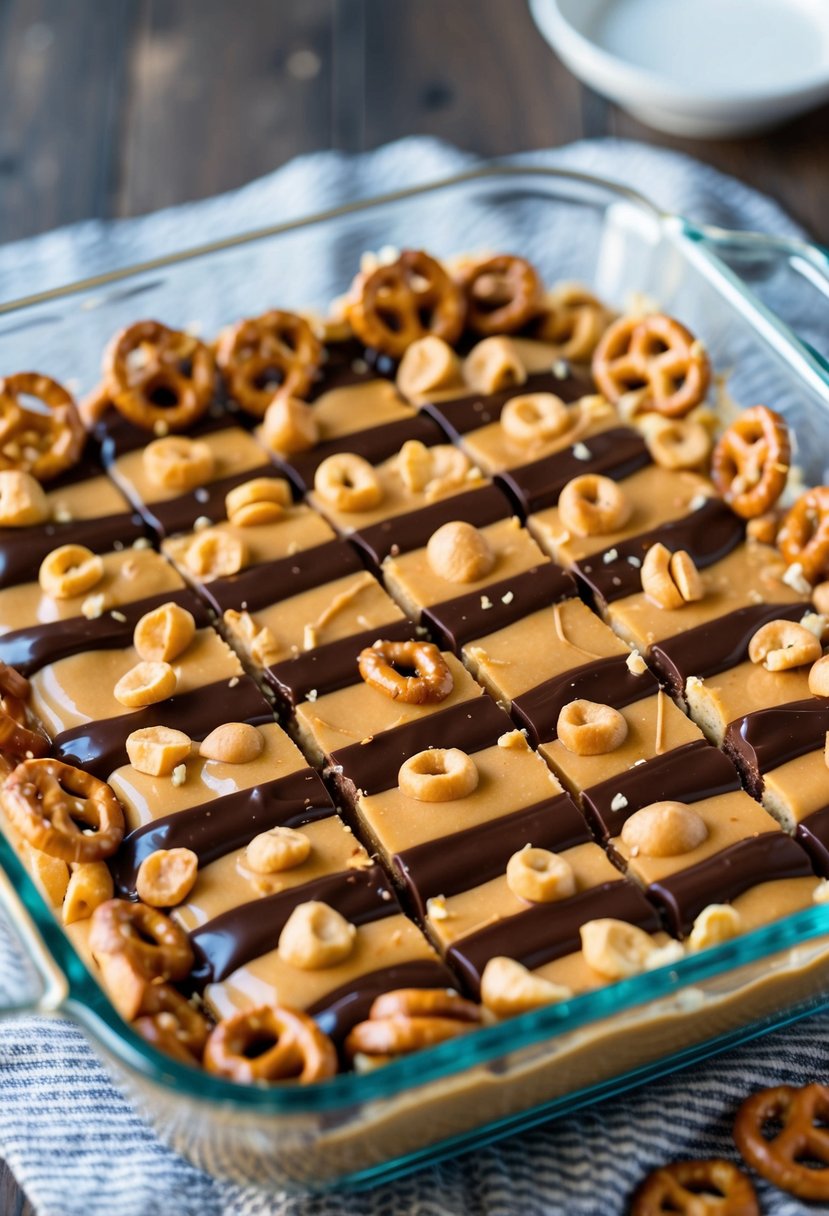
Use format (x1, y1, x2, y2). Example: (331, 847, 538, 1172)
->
(529, 0, 829, 138)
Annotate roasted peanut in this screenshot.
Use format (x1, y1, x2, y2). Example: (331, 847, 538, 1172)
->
(621, 801, 708, 858)
(426, 520, 495, 583)
(39, 544, 104, 599)
(142, 435, 215, 492)
(24, 844, 69, 908)
(62, 861, 114, 925)
(643, 416, 711, 471)
(501, 393, 571, 446)
(556, 699, 628, 756)
(126, 725, 192, 776)
(463, 336, 527, 394)
(199, 722, 264, 764)
(277, 900, 356, 969)
(245, 826, 311, 874)
(0, 469, 50, 527)
(223, 608, 282, 667)
(134, 601, 196, 663)
(506, 845, 576, 903)
(225, 477, 292, 527)
(480, 956, 572, 1017)
(641, 543, 704, 609)
(136, 848, 199, 907)
(558, 474, 632, 537)
(314, 452, 383, 513)
(114, 660, 177, 708)
(262, 393, 319, 454)
(184, 528, 247, 579)
(397, 440, 470, 497)
(809, 654, 829, 698)
(688, 903, 741, 951)
(396, 336, 463, 399)
(398, 747, 479, 802)
(580, 918, 658, 979)
(749, 619, 822, 672)
(814, 582, 829, 616)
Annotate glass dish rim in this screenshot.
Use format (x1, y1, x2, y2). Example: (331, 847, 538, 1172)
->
(2, 162, 829, 1116)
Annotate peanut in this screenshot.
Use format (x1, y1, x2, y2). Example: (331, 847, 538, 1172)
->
(809, 654, 829, 698)
(480, 956, 572, 1017)
(749, 619, 822, 672)
(620, 801, 708, 858)
(199, 722, 264, 764)
(463, 336, 527, 394)
(24, 844, 69, 908)
(134, 601, 196, 663)
(0, 469, 50, 527)
(558, 474, 632, 537)
(641, 543, 704, 609)
(506, 845, 576, 903)
(642, 416, 711, 471)
(143, 435, 215, 492)
(223, 608, 282, 667)
(501, 393, 571, 446)
(62, 861, 114, 925)
(225, 477, 292, 527)
(185, 528, 247, 579)
(245, 826, 311, 874)
(314, 452, 383, 513)
(126, 725, 192, 776)
(136, 847, 199, 907)
(426, 519, 496, 583)
(398, 748, 479, 802)
(262, 393, 319, 454)
(580, 918, 658, 979)
(39, 544, 104, 599)
(277, 900, 356, 969)
(397, 440, 470, 497)
(813, 581, 829, 616)
(396, 336, 463, 399)
(688, 903, 741, 951)
(114, 660, 177, 708)
(556, 699, 628, 756)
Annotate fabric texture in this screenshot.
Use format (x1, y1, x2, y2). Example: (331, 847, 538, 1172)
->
(0, 136, 825, 1216)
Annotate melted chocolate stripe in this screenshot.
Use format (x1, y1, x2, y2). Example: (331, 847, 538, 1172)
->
(111, 769, 334, 895)
(651, 602, 807, 695)
(447, 880, 660, 996)
(496, 426, 650, 516)
(190, 864, 397, 983)
(265, 616, 417, 710)
(576, 498, 745, 606)
(423, 562, 577, 652)
(649, 833, 813, 937)
(200, 539, 364, 617)
(422, 369, 593, 439)
(332, 695, 511, 798)
(354, 483, 512, 566)
(143, 463, 287, 538)
(796, 807, 829, 878)
(724, 698, 829, 794)
(582, 741, 740, 841)
(286, 414, 444, 490)
(396, 792, 591, 916)
(95, 403, 238, 463)
(0, 588, 208, 677)
(53, 675, 272, 779)
(0, 511, 146, 588)
(512, 654, 658, 747)
(308, 959, 458, 1042)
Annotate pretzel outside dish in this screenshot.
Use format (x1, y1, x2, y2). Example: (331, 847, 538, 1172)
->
(346, 250, 465, 359)
(345, 988, 481, 1061)
(630, 1158, 759, 1215)
(711, 405, 791, 519)
(592, 314, 710, 418)
(358, 640, 454, 704)
(103, 320, 216, 432)
(203, 1004, 337, 1084)
(777, 486, 829, 584)
(2, 758, 124, 862)
(457, 254, 543, 335)
(90, 898, 193, 982)
(734, 1082, 829, 1201)
(215, 310, 322, 415)
(0, 373, 85, 481)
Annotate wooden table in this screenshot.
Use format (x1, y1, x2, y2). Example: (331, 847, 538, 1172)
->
(1, 1, 827, 1209)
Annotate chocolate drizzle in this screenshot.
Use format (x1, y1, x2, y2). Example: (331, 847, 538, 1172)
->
(447, 880, 660, 995)
(497, 426, 650, 515)
(512, 654, 658, 746)
(423, 562, 576, 652)
(189, 863, 397, 984)
(396, 792, 591, 916)
(94, 402, 236, 463)
(331, 694, 509, 797)
(651, 602, 807, 695)
(308, 959, 458, 1042)
(649, 833, 813, 937)
(53, 675, 272, 779)
(575, 498, 745, 606)
(422, 369, 593, 439)
(111, 768, 334, 895)
(285, 414, 445, 490)
(724, 698, 829, 794)
(141, 462, 287, 537)
(796, 807, 829, 878)
(582, 741, 740, 841)
(201, 539, 364, 617)
(0, 587, 208, 678)
(0, 511, 146, 588)
(354, 483, 512, 566)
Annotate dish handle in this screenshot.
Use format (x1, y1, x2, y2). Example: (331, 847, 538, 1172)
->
(0, 865, 68, 1018)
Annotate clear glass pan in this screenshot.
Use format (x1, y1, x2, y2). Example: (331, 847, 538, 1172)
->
(2, 166, 829, 1192)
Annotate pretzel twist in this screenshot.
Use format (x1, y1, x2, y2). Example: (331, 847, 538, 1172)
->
(203, 1004, 337, 1084)
(711, 405, 790, 518)
(90, 898, 193, 982)
(777, 487, 829, 584)
(458, 255, 542, 335)
(2, 758, 124, 862)
(631, 1158, 759, 1215)
(346, 250, 465, 359)
(345, 988, 481, 1060)
(592, 314, 710, 418)
(133, 982, 210, 1064)
(215, 310, 322, 415)
(104, 320, 216, 432)
(358, 640, 454, 704)
(0, 373, 85, 481)
(734, 1082, 829, 1201)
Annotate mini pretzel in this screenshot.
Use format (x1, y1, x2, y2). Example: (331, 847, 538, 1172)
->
(711, 405, 791, 518)
(133, 982, 210, 1064)
(0, 373, 85, 481)
(532, 283, 613, 362)
(778, 487, 829, 584)
(345, 988, 481, 1060)
(103, 320, 216, 432)
(89, 899, 193, 982)
(215, 310, 322, 416)
(592, 314, 710, 418)
(631, 1159, 759, 1215)
(2, 758, 124, 862)
(457, 255, 543, 335)
(358, 640, 453, 704)
(734, 1083, 829, 1201)
(346, 250, 465, 359)
(203, 1004, 337, 1084)
(0, 663, 49, 764)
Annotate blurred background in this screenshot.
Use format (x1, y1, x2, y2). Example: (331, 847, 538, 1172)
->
(1, 0, 827, 245)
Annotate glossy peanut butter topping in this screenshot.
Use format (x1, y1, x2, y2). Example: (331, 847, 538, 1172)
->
(163, 504, 335, 579)
(111, 426, 267, 507)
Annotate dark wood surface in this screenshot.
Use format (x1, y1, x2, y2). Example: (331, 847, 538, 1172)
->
(1, 0, 827, 1208)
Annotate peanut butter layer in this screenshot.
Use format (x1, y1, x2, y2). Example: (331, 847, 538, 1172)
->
(528, 467, 712, 568)
(458, 395, 617, 476)
(109, 722, 306, 830)
(110, 426, 268, 509)
(46, 473, 133, 523)
(30, 627, 242, 736)
(763, 749, 829, 830)
(686, 662, 812, 746)
(532, 932, 675, 997)
(383, 517, 547, 619)
(0, 547, 183, 638)
(257, 380, 415, 461)
(730, 877, 822, 933)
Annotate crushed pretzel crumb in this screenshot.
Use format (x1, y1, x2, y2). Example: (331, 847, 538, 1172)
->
(572, 442, 592, 461)
(610, 793, 628, 812)
(783, 562, 811, 595)
(82, 594, 106, 620)
(626, 650, 647, 675)
(171, 763, 187, 787)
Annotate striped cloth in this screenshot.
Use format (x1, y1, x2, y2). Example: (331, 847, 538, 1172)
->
(1, 136, 826, 1215)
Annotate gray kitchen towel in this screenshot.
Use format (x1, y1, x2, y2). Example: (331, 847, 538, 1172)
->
(0, 136, 827, 1216)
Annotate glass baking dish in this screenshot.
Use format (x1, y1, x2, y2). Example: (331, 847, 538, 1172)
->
(2, 166, 829, 1193)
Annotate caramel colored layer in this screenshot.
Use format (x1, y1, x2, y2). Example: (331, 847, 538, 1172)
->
(686, 661, 812, 746)
(459, 397, 617, 476)
(110, 426, 267, 508)
(163, 505, 335, 583)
